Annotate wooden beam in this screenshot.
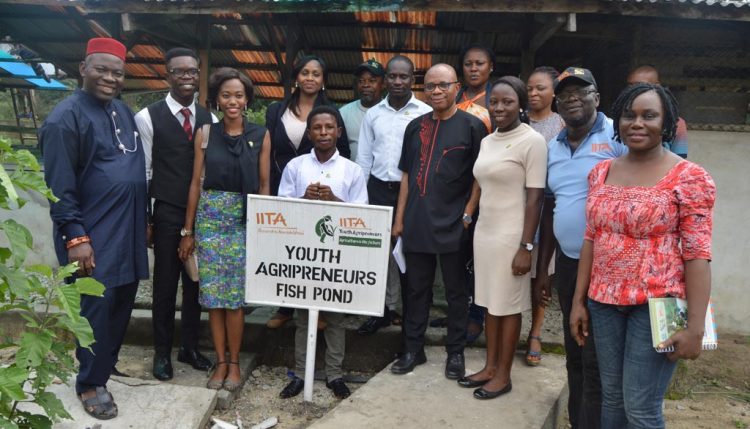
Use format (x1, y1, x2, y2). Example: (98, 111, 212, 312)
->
(47, 0, 746, 21)
(197, 15, 210, 109)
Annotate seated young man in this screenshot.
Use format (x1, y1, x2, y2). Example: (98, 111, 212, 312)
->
(277, 105, 368, 399)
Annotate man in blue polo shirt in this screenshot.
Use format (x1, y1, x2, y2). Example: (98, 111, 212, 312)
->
(534, 67, 627, 429)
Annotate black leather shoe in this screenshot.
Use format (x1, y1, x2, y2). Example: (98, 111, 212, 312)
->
(390, 350, 427, 375)
(357, 316, 390, 335)
(111, 367, 130, 378)
(152, 355, 173, 381)
(279, 377, 304, 399)
(445, 352, 465, 380)
(457, 376, 489, 388)
(177, 347, 212, 371)
(326, 378, 351, 399)
(473, 381, 512, 400)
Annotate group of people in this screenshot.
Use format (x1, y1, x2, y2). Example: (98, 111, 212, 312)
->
(40, 37, 714, 429)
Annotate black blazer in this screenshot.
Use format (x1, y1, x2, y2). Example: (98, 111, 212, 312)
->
(266, 98, 350, 195)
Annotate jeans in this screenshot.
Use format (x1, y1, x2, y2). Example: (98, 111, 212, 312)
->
(588, 300, 677, 429)
(556, 254, 601, 429)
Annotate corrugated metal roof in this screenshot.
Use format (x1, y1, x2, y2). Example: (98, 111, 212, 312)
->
(604, 0, 750, 6)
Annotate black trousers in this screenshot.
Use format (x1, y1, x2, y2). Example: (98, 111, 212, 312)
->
(152, 200, 201, 356)
(404, 251, 468, 354)
(556, 253, 601, 429)
(76, 282, 138, 394)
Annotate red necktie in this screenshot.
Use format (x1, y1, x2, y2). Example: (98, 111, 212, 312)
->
(180, 107, 193, 140)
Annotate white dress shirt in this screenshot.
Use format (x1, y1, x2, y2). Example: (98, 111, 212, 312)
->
(356, 94, 432, 181)
(278, 149, 368, 204)
(134, 93, 218, 180)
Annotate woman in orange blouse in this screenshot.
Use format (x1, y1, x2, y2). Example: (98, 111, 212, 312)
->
(570, 83, 715, 428)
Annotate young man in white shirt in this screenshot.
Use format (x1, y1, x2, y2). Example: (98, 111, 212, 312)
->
(277, 105, 368, 400)
(355, 55, 432, 335)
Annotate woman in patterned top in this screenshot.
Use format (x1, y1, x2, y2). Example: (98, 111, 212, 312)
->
(569, 83, 715, 428)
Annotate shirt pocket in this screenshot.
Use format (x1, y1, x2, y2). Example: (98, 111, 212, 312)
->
(435, 145, 468, 183)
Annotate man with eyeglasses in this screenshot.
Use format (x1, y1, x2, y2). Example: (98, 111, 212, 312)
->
(534, 67, 627, 429)
(390, 63, 485, 379)
(339, 58, 385, 162)
(356, 55, 431, 336)
(135, 47, 217, 381)
(40, 37, 148, 420)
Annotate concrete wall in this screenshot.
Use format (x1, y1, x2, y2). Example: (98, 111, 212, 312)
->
(688, 131, 750, 335)
(2, 131, 749, 334)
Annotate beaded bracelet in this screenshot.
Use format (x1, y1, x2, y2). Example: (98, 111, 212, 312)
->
(65, 235, 91, 250)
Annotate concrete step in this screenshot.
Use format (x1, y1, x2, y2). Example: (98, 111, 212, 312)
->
(123, 304, 566, 373)
(309, 347, 567, 429)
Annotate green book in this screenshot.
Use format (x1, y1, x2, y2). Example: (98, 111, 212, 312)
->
(648, 297, 717, 353)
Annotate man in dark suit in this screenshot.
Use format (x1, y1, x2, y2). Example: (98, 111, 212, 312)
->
(135, 47, 215, 380)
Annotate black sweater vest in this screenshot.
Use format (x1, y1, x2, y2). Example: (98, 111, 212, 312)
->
(147, 100, 212, 208)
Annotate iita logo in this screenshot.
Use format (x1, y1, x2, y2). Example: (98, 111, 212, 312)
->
(256, 212, 287, 226)
(315, 215, 337, 243)
(340, 217, 367, 228)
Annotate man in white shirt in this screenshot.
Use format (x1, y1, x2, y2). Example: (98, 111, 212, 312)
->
(339, 58, 385, 161)
(355, 55, 432, 335)
(277, 105, 367, 400)
(134, 47, 217, 381)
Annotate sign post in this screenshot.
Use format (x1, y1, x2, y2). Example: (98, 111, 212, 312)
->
(245, 195, 391, 401)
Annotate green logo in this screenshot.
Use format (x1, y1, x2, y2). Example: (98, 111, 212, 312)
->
(315, 215, 336, 243)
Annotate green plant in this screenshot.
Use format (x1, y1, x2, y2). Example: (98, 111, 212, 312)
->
(0, 137, 105, 429)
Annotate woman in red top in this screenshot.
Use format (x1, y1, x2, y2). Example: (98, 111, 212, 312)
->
(570, 83, 715, 428)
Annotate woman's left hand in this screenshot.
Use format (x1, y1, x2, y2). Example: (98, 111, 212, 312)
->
(511, 248, 532, 276)
(662, 327, 704, 362)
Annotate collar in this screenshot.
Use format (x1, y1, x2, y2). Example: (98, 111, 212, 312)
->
(556, 112, 607, 146)
(76, 88, 114, 109)
(309, 148, 340, 165)
(381, 93, 421, 113)
(166, 92, 195, 117)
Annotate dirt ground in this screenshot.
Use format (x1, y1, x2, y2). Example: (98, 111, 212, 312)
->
(663, 333, 750, 429)
(208, 334, 750, 429)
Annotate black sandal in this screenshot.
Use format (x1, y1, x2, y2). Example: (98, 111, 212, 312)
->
(206, 361, 227, 390)
(79, 386, 118, 420)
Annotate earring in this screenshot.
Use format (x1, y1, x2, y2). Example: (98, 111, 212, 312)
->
(294, 82, 299, 88)
(322, 85, 326, 91)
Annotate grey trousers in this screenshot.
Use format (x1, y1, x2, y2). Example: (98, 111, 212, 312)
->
(294, 310, 345, 381)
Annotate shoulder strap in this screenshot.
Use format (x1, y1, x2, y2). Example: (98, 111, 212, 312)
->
(200, 124, 211, 149)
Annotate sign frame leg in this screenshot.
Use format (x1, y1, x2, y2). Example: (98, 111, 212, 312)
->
(303, 308, 319, 402)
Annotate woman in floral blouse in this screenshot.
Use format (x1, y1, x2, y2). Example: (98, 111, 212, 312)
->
(569, 83, 715, 429)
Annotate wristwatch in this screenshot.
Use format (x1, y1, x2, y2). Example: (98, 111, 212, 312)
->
(521, 242, 534, 252)
(462, 213, 473, 224)
(180, 228, 193, 237)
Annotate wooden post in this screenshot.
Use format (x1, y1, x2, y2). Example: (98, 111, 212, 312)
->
(198, 16, 211, 108)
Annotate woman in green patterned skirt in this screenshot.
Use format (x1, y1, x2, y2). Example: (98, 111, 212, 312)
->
(179, 68, 270, 391)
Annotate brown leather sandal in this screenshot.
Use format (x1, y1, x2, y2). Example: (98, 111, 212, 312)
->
(79, 386, 118, 420)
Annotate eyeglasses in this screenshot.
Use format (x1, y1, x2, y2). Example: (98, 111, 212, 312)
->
(168, 68, 200, 78)
(424, 81, 459, 92)
(556, 88, 596, 102)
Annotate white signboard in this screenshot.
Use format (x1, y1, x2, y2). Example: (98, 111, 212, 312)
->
(245, 195, 392, 316)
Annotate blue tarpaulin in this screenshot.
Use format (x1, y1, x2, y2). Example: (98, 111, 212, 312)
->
(0, 50, 68, 90)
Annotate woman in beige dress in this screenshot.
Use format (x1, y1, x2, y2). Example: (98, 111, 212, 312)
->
(457, 76, 547, 399)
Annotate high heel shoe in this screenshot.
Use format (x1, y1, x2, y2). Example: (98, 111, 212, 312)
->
(223, 361, 242, 392)
(206, 361, 226, 390)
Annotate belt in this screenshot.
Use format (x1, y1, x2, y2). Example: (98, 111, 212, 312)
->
(369, 175, 400, 190)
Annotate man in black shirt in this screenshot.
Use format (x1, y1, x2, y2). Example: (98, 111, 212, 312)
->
(391, 64, 486, 379)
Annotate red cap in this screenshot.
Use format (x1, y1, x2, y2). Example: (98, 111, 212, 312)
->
(86, 38, 126, 62)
